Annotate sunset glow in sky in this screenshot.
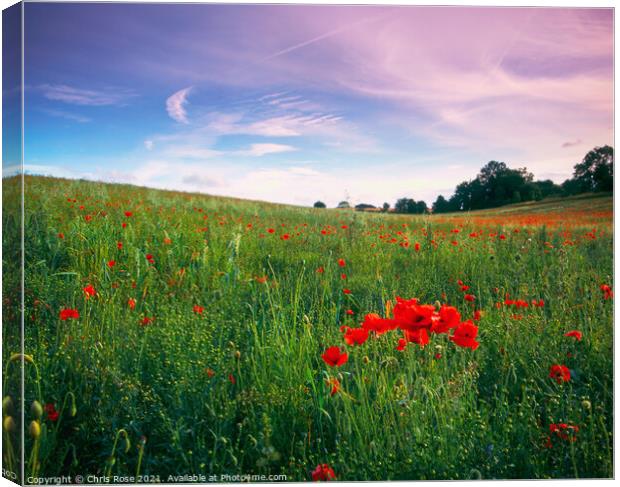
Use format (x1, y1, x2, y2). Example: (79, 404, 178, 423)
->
(13, 3, 614, 206)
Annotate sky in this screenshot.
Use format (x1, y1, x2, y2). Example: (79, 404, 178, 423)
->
(4, 3, 614, 207)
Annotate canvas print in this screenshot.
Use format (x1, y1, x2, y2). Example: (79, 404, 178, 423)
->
(1, 1, 614, 483)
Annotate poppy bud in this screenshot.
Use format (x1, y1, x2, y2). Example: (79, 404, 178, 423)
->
(29, 420, 41, 439)
(31, 400, 43, 420)
(3, 416, 16, 433)
(234, 350, 241, 360)
(362, 356, 370, 364)
(434, 300, 441, 309)
(67, 392, 77, 417)
(3, 396, 14, 416)
(228, 341, 235, 349)
(581, 399, 592, 411)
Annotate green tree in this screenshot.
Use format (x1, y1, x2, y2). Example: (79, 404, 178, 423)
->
(572, 145, 613, 192)
(394, 198, 414, 213)
(432, 195, 451, 213)
(313, 201, 326, 208)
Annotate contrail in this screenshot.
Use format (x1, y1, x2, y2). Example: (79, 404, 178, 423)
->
(259, 8, 397, 63)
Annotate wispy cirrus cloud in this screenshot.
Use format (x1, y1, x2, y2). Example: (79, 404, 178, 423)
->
(40, 84, 135, 106)
(166, 87, 192, 123)
(206, 112, 344, 138)
(42, 108, 91, 123)
(236, 143, 297, 157)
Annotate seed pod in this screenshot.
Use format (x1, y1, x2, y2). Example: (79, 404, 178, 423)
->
(3, 416, 16, 433)
(29, 420, 41, 439)
(31, 400, 43, 420)
(3, 396, 14, 416)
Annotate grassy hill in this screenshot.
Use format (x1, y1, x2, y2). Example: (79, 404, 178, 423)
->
(455, 192, 612, 217)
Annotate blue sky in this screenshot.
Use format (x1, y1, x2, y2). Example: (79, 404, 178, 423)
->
(8, 3, 614, 206)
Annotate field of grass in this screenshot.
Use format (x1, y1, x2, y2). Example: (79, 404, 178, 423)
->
(2, 175, 614, 482)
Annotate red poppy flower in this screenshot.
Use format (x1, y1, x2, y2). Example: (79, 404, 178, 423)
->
(326, 377, 340, 396)
(449, 321, 479, 350)
(345, 309, 354, 315)
(343, 327, 369, 346)
(117, 241, 123, 249)
(549, 364, 570, 383)
(340, 273, 347, 280)
(128, 298, 136, 310)
(124, 211, 133, 217)
(564, 330, 582, 341)
(430, 305, 460, 334)
(83, 284, 96, 299)
(122, 222, 127, 228)
(140, 316, 154, 326)
(464, 294, 475, 302)
(57, 233, 64, 239)
(228, 374, 236, 384)
(59, 308, 79, 321)
(393, 298, 435, 331)
(343, 289, 352, 295)
(473, 309, 483, 321)
(403, 328, 429, 347)
(316, 266, 325, 274)
(193, 305, 204, 314)
(321, 346, 348, 367)
(338, 258, 346, 267)
(396, 338, 408, 351)
(311, 464, 336, 481)
(361, 313, 396, 335)
(549, 423, 579, 442)
(45, 403, 59, 422)
(600, 284, 613, 300)
(267, 228, 275, 234)
(107, 260, 116, 268)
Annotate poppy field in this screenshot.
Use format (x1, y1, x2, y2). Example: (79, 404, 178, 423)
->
(2, 176, 614, 482)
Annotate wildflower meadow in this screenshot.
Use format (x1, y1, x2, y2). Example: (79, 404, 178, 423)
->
(1, 175, 613, 481)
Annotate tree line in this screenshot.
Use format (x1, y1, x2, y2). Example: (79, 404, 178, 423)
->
(314, 145, 612, 214)
(429, 145, 612, 213)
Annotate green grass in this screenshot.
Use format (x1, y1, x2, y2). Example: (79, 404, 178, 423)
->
(2, 175, 613, 481)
